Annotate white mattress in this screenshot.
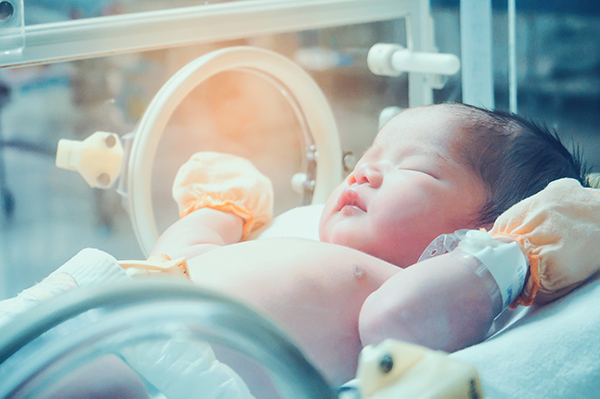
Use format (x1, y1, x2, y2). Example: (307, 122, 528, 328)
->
(451, 271, 600, 398)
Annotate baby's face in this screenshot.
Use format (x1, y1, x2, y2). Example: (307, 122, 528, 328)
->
(319, 106, 488, 268)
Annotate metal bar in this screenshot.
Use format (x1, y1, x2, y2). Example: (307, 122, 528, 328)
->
(460, 0, 494, 109)
(407, 0, 434, 107)
(508, 0, 518, 114)
(0, 0, 415, 69)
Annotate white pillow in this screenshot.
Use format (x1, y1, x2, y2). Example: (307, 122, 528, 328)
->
(248, 204, 324, 241)
(451, 272, 600, 398)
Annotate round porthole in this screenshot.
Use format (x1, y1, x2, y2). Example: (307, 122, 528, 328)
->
(125, 46, 342, 256)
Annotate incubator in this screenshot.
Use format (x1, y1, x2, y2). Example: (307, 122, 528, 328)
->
(1, 0, 600, 398)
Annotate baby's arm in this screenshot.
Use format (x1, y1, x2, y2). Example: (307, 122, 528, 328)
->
(359, 252, 497, 353)
(150, 208, 244, 260)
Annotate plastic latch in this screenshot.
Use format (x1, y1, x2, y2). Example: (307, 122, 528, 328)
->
(368, 43, 404, 76)
(56, 131, 124, 189)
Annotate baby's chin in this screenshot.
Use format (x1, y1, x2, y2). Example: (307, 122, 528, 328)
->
(319, 228, 356, 249)
(317, 227, 336, 245)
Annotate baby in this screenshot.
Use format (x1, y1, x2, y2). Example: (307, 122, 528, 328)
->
(150, 102, 587, 385)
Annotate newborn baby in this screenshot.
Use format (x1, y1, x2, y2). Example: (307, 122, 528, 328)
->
(152, 103, 587, 385)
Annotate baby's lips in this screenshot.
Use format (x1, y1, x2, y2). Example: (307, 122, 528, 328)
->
(337, 187, 367, 212)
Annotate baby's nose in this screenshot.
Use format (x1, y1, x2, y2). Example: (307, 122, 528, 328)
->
(348, 164, 384, 188)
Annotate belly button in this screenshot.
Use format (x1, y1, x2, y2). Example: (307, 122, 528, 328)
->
(353, 264, 365, 279)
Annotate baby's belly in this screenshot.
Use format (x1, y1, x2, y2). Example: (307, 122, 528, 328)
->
(187, 238, 400, 385)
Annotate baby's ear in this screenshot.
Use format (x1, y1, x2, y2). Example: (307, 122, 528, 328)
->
(471, 209, 494, 232)
(481, 221, 494, 232)
(468, 217, 493, 233)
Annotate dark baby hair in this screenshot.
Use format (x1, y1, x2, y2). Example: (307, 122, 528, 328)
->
(447, 102, 588, 225)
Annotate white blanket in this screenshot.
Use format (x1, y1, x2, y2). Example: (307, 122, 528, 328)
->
(451, 271, 600, 398)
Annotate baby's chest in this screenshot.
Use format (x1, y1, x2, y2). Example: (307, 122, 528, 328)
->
(189, 238, 398, 383)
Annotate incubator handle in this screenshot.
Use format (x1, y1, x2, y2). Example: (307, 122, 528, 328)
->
(368, 43, 460, 77)
(55, 132, 123, 189)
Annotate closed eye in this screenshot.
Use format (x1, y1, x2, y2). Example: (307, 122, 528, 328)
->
(398, 167, 441, 180)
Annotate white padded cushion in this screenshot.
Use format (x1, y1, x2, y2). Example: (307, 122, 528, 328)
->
(451, 272, 600, 398)
(248, 204, 324, 241)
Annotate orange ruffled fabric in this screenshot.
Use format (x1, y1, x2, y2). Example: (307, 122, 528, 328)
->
(491, 178, 600, 307)
(179, 195, 257, 239)
(173, 152, 273, 240)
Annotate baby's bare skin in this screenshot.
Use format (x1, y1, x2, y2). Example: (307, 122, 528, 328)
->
(154, 106, 498, 385)
(184, 236, 495, 386)
(187, 237, 400, 384)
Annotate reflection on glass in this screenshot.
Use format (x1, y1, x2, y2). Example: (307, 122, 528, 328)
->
(1, 283, 335, 398)
(38, 355, 149, 399)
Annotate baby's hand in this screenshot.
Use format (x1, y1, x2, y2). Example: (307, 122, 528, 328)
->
(173, 152, 273, 240)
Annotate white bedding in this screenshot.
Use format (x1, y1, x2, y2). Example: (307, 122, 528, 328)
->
(249, 204, 324, 241)
(451, 271, 600, 398)
(121, 339, 254, 398)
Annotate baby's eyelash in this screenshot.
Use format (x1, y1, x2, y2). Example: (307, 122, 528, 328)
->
(395, 164, 440, 179)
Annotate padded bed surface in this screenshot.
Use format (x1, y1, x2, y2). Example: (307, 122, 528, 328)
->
(451, 271, 600, 398)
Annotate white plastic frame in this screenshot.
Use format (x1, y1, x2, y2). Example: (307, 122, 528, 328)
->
(127, 46, 341, 256)
(0, 0, 436, 106)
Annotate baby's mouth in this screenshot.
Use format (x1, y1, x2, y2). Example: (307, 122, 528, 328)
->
(337, 187, 367, 213)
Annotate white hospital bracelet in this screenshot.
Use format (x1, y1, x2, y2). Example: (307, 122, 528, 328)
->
(450, 248, 503, 318)
(457, 230, 528, 311)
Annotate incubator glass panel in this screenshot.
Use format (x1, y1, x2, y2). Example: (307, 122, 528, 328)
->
(24, 0, 251, 24)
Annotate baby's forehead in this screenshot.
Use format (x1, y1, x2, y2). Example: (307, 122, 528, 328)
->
(374, 112, 464, 157)
(370, 137, 450, 163)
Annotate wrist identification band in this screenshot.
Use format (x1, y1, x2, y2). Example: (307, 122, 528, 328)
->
(457, 230, 527, 310)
